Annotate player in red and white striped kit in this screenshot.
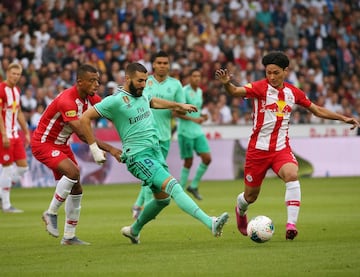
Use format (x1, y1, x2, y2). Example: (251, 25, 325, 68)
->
(215, 51, 359, 240)
(0, 62, 30, 213)
(31, 64, 121, 245)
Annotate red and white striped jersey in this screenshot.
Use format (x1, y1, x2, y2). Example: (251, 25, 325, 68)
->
(0, 82, 22, 139)
(32, 85, 101, 145)
(244, 79, 311, 152)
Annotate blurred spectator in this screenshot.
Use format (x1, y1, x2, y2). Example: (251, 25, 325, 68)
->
(217, 94, 232, 124)
(30, 103, 46, 129)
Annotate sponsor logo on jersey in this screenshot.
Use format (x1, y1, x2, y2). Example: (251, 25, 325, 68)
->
(65, 110, 77, 117)
(12, 101, 17, 113)
(262, 100, 292, 117)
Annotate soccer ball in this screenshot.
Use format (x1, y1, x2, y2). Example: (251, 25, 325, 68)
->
(247, 215, 275, 243)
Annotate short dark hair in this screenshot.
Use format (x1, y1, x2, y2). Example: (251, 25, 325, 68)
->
(151, 50, 169, 63)
(126, 62, 148, 77)
(77, 64, 98, 79)
(189, 68, 201, 75)
(262, 51, 289, 69)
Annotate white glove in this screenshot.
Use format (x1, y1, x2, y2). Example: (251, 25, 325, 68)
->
(89, 143, 106, 165)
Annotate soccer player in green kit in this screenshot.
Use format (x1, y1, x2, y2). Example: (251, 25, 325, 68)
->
(131, 51, 184, 219)
(80, 62, 229, 244)
(175, 69, 211, 200)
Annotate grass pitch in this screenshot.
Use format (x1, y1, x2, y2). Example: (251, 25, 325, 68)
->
(1, 177, 359, 276)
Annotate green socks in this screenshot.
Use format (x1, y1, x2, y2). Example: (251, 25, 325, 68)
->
(180, 167, 190, 189)
(190, 162, 208, 189)
(132, 197, 171, 235)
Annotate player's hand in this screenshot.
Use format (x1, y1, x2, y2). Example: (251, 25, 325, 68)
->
(344, 117, 360, 130)
(176, 103, 197, 114)
(89, 143, 106, 165)
(110, 147, 123, 163)
(215, 69, 231, 85)
(2, 136, 10, 148)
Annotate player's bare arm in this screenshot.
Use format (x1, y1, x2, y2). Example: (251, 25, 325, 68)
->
(17, 108, 31, 146)
(150, 97, 198, 114)
(76, 110, 122, 163)
(307, 103, 360, 130)
(173, 111, 204, 124)
(215, 69, 247, 97)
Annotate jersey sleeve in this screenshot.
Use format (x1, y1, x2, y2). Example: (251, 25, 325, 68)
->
(59, 97, 80, 122)
(94, 94, 117, 120)
(174, 81, 185, 103)
(293, 86, 312, 108)
(89, 94, 102, 106)
(243, 79, 266, 99)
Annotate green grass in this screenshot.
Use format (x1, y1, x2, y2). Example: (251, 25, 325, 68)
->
(1, 177, 360, 276)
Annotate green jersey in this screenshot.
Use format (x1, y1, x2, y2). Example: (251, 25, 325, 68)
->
(177, 84, 204, 138)
(143, 75, 183, 141)
(94, 87, 158, 156)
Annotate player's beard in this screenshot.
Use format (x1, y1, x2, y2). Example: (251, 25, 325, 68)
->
(129, 81, 142, 97)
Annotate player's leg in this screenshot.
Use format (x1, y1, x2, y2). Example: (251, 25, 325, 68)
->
(61, 185, 90, 245)
(187, 136, 211, 200)
(0, 139, 24, 213)
(235, 148, 269, 236)
(178, 135, 192, 189)
(132, 186, 146, 219)
(122, 151, 228, 243)
(273, 147, 300, 240)
(180, 164, 190, 189)
(34, 144, 79, 238)
(189, 135, 211, 188)
(130, 140, 170, 220)
(11, 164, 28, 184)
(163, 176, 228, 237)
(0, 165, 23, 212)
(126, 190, 171, 243)
(12, 138, 29, 185)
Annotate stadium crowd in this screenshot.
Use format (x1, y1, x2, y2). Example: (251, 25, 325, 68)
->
(1, 0, 360, 130)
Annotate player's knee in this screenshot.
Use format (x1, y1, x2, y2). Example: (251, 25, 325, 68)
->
(282, 172, 298, 183)
(156, 197, 171, 207)
(244, 190, 259, 204)
(67, 167, 80, 180)
(184, 158, 193, 168)
(16, 166, 28, 177)
(202, 156, 211, 165)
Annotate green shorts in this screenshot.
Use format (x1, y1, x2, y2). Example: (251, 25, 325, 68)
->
(178, 134, 210, 159)
(159, 139, 171, 159)
(123, 146, 171, 194)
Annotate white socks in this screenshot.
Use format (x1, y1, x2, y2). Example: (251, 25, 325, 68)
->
(64, 194, 83, 239)
(0, 166, 12, 209)
(237, 192, 249, 216)
(285, 180, 301, 225)
(48, 176, 77, 214)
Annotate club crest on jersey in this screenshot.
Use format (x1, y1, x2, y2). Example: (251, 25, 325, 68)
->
(65, 110, 77, 117)
(51, 150, 60, 157)
(123, 96, 130, 104)
(246, 174, 253, 182)
(244, 83, 252, 88)
(147, 80, 153, 86)
(3, 154, 10, 162)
